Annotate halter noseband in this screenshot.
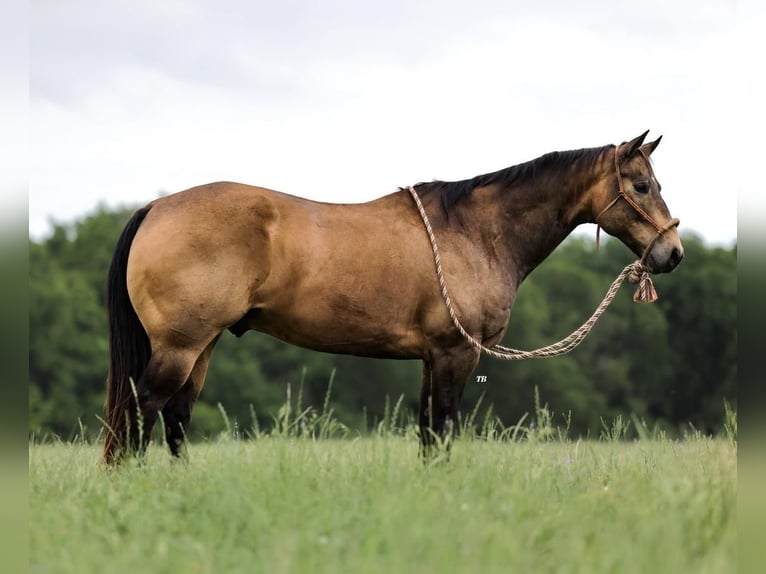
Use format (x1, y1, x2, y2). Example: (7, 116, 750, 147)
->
(595, 146, 680, 266)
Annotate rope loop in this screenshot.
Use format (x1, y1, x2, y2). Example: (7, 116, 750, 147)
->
(407, 186, 658, 361)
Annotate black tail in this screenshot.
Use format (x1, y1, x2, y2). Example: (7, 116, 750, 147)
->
(103, 205, 152, 464)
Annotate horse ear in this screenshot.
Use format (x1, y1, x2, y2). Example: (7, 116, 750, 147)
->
(640, 135, 662, 156)
(618, 130, 650, 160)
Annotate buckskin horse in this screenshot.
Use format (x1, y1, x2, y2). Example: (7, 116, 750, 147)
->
(104, 131, 683, 463)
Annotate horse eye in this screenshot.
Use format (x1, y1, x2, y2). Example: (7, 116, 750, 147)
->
(633, 181, 650, 194)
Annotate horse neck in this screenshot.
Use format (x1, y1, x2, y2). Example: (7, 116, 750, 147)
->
(489, 157, 606, 283)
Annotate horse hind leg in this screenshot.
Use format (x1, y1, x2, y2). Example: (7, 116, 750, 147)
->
(160, 382, 195, 458)
(127, 344, 206, 456)
(161, 335, 220, 457)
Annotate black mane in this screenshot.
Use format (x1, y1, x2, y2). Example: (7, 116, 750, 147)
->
(409, 145, 608, 213)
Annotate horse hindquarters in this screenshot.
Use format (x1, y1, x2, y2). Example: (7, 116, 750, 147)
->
(104, 201, 239, 463)
(103, 205, 206, 462)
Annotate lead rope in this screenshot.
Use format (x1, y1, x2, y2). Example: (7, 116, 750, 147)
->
(406, 185, 659, 361)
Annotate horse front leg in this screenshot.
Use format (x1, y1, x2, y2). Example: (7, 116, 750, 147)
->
(418, 346, 480, 459)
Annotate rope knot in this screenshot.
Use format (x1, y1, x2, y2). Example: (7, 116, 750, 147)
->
(628, 262, 658, 303)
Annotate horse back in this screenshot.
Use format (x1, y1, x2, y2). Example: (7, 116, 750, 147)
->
(126, 182, 456, 358)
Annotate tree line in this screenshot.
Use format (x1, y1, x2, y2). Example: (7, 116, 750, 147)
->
(29, 204, 736, 439)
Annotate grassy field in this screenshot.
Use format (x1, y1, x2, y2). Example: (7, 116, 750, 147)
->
(30, 426, 736, 574)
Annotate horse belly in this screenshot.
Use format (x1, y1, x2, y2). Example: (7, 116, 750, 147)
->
(246, 283, 424, 359)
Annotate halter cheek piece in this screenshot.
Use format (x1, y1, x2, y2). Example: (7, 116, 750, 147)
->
(595, 147, 680, 266)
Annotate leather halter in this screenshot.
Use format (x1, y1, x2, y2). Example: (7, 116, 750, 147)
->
(595, 146, 680, 266)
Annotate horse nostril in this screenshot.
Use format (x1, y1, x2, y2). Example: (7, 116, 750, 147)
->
(670, 247, 683, 266)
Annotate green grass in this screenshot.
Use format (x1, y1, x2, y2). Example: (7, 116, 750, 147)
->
(29, 431, 736, 574)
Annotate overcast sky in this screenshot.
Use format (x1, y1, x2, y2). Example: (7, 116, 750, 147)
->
(30, 0, 739, 245)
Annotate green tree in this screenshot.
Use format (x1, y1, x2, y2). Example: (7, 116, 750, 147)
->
(655, 234, 737, 432)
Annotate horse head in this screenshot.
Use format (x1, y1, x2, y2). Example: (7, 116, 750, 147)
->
(593, 131, 684, 274)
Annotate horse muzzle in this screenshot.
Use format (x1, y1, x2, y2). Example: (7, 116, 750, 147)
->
(641, 217, 683, 274)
